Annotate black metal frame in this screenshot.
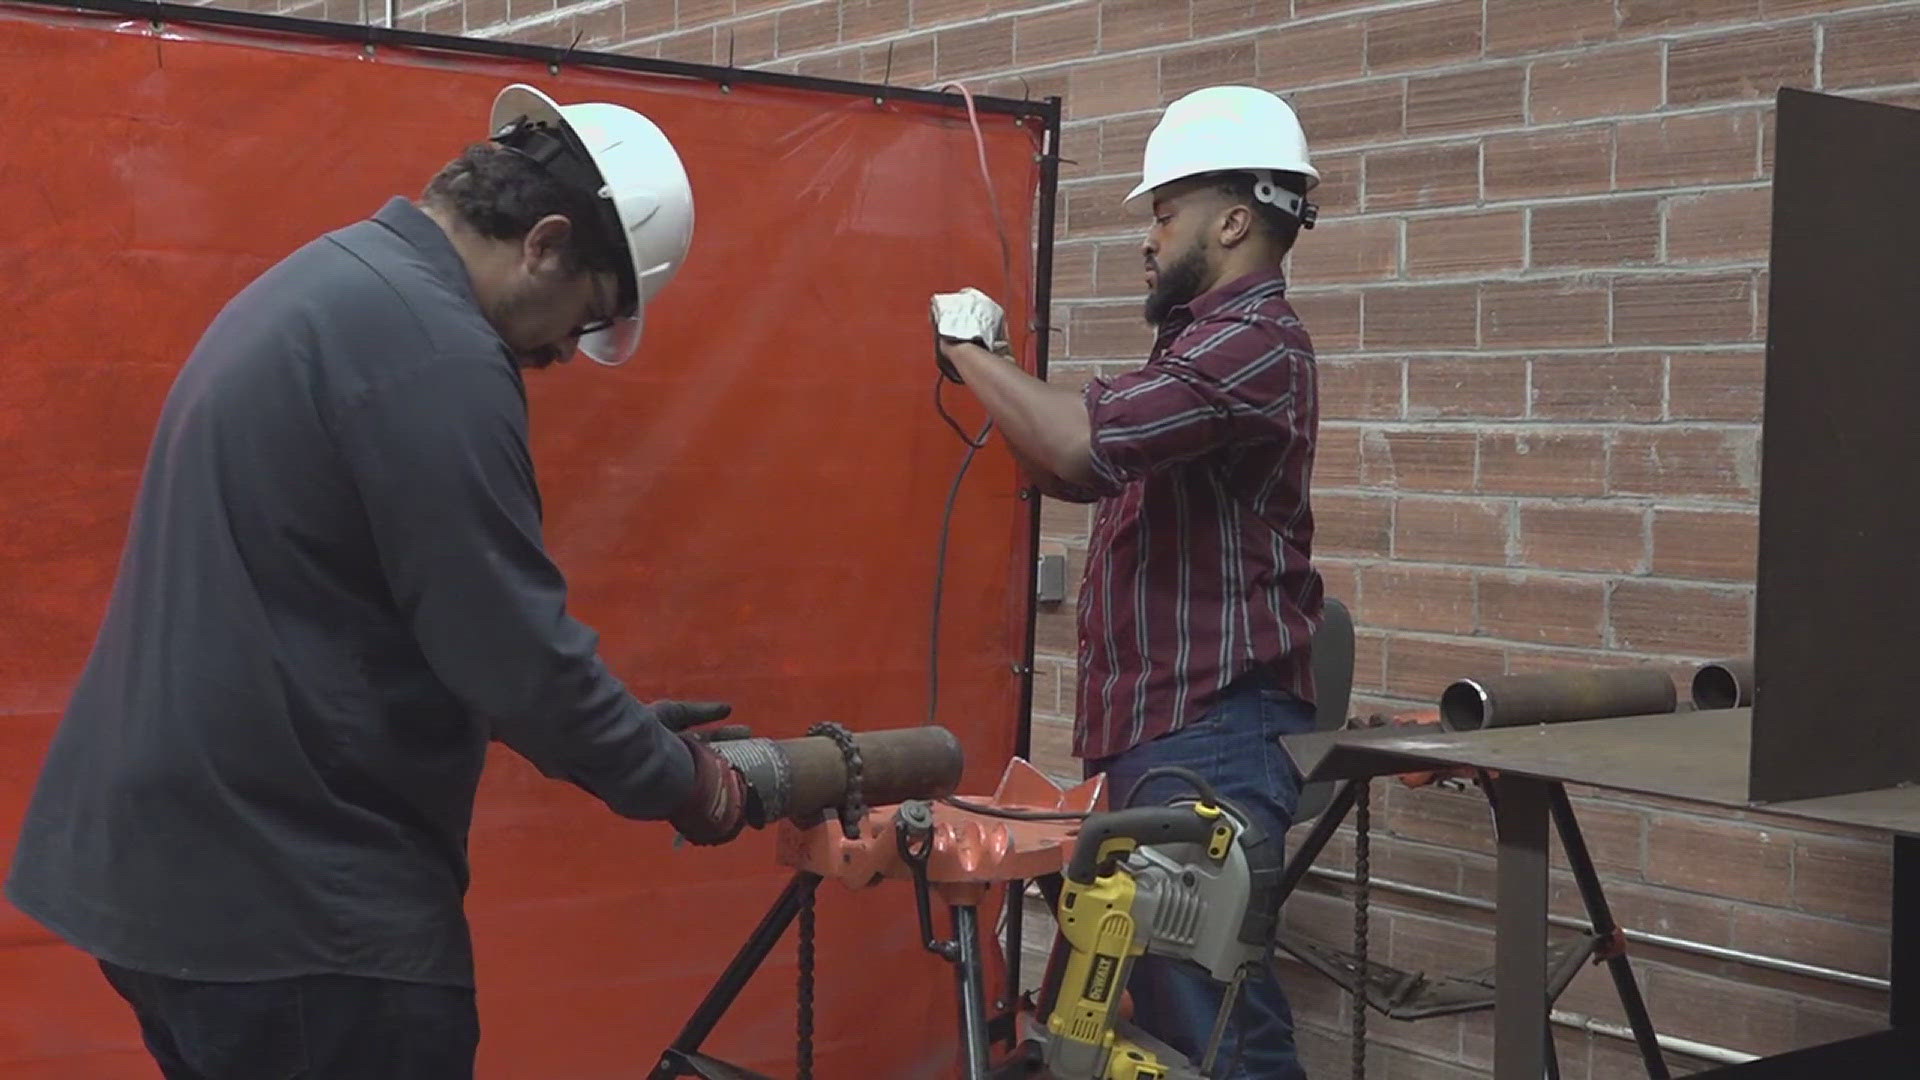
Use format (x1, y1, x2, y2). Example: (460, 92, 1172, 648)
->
(1001, 93, 1065, 1045)
(1281, 737, 1920, 1079)
(2, 0, 1056, 120)
(650, 869, 1009, 1080)
(1272, 775, 1668, 1079)
(651, 872, 821, 1080)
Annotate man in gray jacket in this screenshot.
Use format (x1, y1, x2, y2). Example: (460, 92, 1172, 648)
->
(5, 85, 739, 1079)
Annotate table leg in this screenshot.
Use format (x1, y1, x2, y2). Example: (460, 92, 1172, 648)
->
(1893, 834, 1918, 1030)
(1493, 776, 1551, 1080)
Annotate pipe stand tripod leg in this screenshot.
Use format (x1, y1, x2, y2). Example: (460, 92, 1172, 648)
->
(650, 872, 821, 1080)
(953, 904, 993, 1080)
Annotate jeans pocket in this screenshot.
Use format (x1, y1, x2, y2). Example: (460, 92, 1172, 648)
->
(1257, 689, 1318, 734)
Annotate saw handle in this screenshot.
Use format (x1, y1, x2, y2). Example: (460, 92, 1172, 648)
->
(1064, 806, 1217, 886)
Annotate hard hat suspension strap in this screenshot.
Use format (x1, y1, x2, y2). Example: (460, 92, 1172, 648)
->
(1249, 169, 1318, 230)
(490, 117, 640, 313)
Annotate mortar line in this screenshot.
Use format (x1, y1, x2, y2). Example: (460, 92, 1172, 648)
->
(1057, 175, 1784, 218)
(593, 0, 1920, 100)
(1053, 259, 1770, 291)
(1814, 20, 1825, 91)
(1357, 628, 1754, 668)
(1313, 546, 1760, 583)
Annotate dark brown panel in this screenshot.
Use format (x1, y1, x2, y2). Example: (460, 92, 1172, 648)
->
(1752, 89, 1920, 802)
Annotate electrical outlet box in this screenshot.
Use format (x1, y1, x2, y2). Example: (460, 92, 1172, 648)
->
(1036, 552, 1067, 604)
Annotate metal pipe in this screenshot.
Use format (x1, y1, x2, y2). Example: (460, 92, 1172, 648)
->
(1302, 866, 1890, 992)
(713, 725, 966, 825)
(1691, 657, 1755, 709)
(1550, 1007, 1759, 1066)
(1440, 668, 1678, 731)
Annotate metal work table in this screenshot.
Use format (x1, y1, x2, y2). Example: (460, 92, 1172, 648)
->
(1271, 83, 1920, 1080)
(1280, 709, 1920, 1079)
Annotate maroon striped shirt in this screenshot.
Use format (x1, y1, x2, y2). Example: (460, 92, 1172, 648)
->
(1070, 269, 1323, 761)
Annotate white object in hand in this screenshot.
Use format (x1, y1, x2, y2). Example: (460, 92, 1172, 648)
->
(930, 287, 1010, 354)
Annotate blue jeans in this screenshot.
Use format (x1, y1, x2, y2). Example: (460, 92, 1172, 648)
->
(1084, 676, 1315, 1080)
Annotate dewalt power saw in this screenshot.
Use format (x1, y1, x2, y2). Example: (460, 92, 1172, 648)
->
(1018, 766, 1285, 1080)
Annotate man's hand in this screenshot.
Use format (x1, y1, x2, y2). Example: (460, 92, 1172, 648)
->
(668, 735, 748, 845)
(653, 700, 752, 844)
(927, 287, 1101, 487)
(930, 287, 1011, 383)
(651, 699, 750, 743)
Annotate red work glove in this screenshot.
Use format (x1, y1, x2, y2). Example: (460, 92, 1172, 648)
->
(669, 734, 748, 846)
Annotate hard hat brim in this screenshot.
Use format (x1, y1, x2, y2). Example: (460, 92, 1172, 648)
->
(490, 83, 568, 143)
(491, 84, 649, 365)
(579, 307, 642, 367)
(1124, 165, 1323, 207)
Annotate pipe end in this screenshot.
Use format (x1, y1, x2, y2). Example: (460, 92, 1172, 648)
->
(1691, 664, 1747, 710)
(1439, 679, 1491, 731)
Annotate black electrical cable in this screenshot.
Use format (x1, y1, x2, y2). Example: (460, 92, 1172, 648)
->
(925, 78, 1017, 731)
(935, 376, 993, 450)
(926, 413, 990, 728)
(1120, 765, 1223, 811)
(939, 794, 1089, 821)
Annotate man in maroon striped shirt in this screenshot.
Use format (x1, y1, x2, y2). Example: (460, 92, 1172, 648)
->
(931, 86, 1324, 1078)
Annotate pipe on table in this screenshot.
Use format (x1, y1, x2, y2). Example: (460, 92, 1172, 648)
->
(1439, 668, 1678, 731)
(1691, 657, 1755, 709)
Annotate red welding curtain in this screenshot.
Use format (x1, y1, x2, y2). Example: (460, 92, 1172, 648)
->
(0, 7, 1042, 1077)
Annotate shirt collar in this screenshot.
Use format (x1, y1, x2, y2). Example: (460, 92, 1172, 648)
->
(370, 196, 482, 309)
(1181, 268, 1288, 322)
(1151, 268, 1287, 352)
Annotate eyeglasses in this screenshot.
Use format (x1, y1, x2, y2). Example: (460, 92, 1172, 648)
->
(570, 274, 623, 339)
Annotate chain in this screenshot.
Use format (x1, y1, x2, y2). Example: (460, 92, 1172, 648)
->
(1352, 779, 1371, 1080)
(808, 722, 866, 840)
(797, 883, 815, 1080)
(794, 722, 861, 1076)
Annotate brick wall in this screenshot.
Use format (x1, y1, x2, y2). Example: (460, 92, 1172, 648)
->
(194, 0, 1920, 1074)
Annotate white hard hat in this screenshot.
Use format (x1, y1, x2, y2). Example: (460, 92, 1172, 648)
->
(489, 84, 694, 366)
(1125, 86, 1319, 223)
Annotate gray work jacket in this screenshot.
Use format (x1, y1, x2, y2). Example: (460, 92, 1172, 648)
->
(5, 197, 694, 987)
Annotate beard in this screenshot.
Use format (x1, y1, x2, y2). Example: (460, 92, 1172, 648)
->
(1144, 244, 1209, 327)
(515, 344, 567, 369)
(486, 278, 572, 369)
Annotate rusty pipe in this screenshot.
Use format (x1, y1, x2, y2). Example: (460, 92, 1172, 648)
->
(1691, 657, 1754, 710)
(1439, 668, 1678, 732)
(712, 725, 965, 825)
